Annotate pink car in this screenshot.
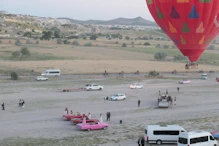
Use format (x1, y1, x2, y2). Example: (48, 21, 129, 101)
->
(63, 114, 87, 121)
(178, 80, 191, 84)
(76, 118, 110, 131)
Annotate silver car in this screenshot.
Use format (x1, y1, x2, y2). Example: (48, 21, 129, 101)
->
(110, 93, 126, 101)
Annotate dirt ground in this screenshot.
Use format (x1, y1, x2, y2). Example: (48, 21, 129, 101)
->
(0, 72, 219, 146)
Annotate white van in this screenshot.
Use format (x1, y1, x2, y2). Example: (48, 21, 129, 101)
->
(41, 69, 61, 76)
(178, 131, 218, 146)
(145, 125, 186, 145)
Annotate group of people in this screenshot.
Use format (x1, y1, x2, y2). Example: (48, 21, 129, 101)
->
(19, 99, 25, 108)
(158, 90, 177, 106)
(64, 108, 73, 115)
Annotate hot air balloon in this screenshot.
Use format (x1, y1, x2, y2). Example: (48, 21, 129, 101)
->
(146, 0, 219, 69)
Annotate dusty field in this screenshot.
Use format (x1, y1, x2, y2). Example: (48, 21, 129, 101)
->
(0, 72, 219, 146)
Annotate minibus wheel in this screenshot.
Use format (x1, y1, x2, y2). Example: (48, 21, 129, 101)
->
(156, 140, 162, 145)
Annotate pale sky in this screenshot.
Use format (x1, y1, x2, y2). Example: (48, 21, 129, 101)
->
(0, 0, 154, 21)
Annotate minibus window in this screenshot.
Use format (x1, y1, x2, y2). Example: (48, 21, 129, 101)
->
(210, 136, 215, 140)
(178, 137, 187, 144)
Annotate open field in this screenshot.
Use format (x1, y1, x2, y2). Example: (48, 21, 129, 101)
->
(0, 72, 219, 146)
(0, 38, 219, 75)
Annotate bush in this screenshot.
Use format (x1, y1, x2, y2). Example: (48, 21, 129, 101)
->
(172, 45, 177, 49)
(154, 52, 167, 60)
(156, 44, 161, 48)
(163, 45, 169, 49)
(26, 40, 31, 44)
(122, 43, 127, 47)
(15, 40, 21, 46)
(11, 72, 19, 80)
(84, 42, 92, 47)
(149, 70, 159, 77)
(173, 55, 186, 61)
(71, 40, 80, 46)
(57, 39, 62, 44)
(90, 34, 98, 40)
(143, 42, 150, 46)
(207, 45, 216, 50)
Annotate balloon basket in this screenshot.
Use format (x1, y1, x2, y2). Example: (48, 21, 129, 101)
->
(185, 63, 198, 69)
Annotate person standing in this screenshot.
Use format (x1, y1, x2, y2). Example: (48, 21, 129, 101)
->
(108, 112, 111, 121)
(106, 112, 109, 121)
(177, 87, 180, 92)
(166, 89, 168, 95)
(141, 137, 145, 146)
(88, 113, 91, 119)
(99, 114, 103, 123)
(138, 100, 141, 107)
(22, 100, 25, 108)
(2, 102, 5, 110)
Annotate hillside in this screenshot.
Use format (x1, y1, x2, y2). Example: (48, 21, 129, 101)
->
(57, 16, 156, 26)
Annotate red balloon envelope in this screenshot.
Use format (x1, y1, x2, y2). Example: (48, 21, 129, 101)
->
(146, 0, 219, 62)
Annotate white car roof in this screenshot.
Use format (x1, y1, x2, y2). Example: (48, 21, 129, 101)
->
(145, 125, 185, 130)
(179, 131, 212, 138)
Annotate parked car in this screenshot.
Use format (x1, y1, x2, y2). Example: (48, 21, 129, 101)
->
(36, 76, 48, 81)
(110, 93, 126, 101)
(41, 69, 61, 76)
(145, 125, 186, 145)
(130, 83, 143, 89)
(201, 74, 207, 80)
(63, 114, 87, 121)
(76, 118, 109, 131)
(178, 131, 218, 146)
(85, 84, 103, 91)
(178, 80, 191, 84)
(71, 118, 99, 125)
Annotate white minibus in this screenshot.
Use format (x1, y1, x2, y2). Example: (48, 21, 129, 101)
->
(145, 125, 186, 145)
(41, 69, 61, 76)
(178, 131, 218, 146)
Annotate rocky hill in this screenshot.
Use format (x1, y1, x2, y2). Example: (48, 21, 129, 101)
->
(58, 16, 156, 26)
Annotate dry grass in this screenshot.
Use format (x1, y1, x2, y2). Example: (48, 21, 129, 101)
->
(1, 60, 219, 74)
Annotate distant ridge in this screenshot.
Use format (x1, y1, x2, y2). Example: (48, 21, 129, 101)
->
(57, 16, 156, 26)
(0, 11, 9, 14)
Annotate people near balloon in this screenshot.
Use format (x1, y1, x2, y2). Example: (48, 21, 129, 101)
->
(146, 0, 219, 67)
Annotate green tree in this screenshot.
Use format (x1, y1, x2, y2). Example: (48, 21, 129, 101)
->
(90, 34, 98, 40)
(63, 39, 70, 44)
(143, 42, 150, 46)
(20, 47, 31, 61)
(122, 43, 127, 47)
(23, 32, 32, 38)
(40, 31, 53, 40)
(11, 72, 19, 80)
(71, 40, 80, 46)
(54, 31, 60, 38)
(125, 36, 130, 40)
(15, 39, 21, 46)
(57, 39, 62, 44)
(154, 52, 167, 60)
